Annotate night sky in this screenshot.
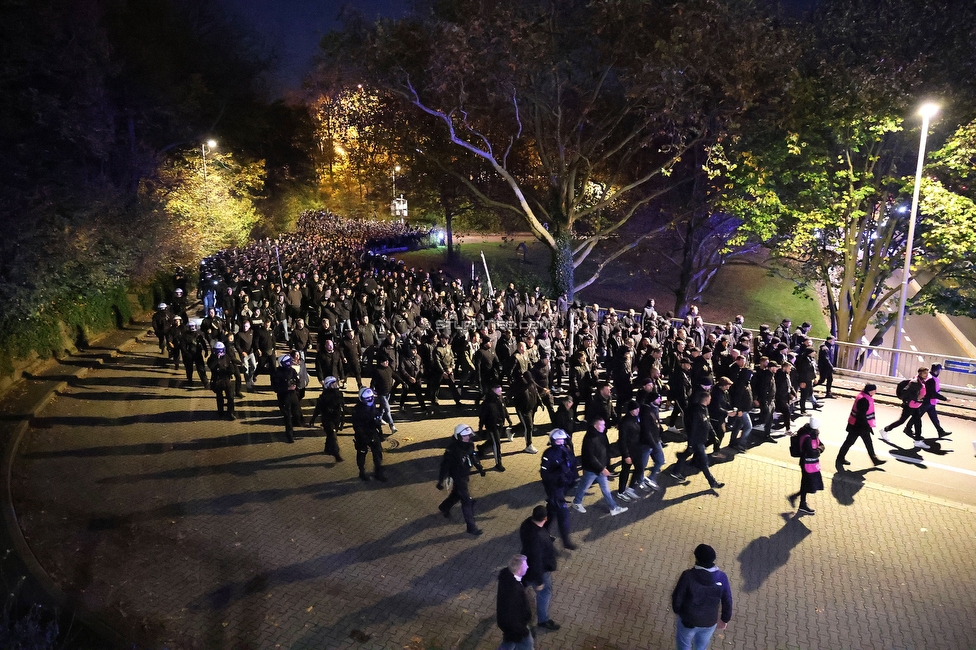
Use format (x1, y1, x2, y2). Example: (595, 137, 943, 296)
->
(220, 0, 410, 94)
(224, 0, 820, 95)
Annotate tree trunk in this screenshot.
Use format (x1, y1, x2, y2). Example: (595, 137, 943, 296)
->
(550, 232, 574, 300)
(446, 212, 455, 260)
(673, 220, 697, 317)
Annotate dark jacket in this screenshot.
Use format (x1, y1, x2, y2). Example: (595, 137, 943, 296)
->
(519, 517, 557, 584)
(579, 424, 612, 474)
(617, 413, 641, 461)
(496, 568, 532, 642)
(636, 393, 663, 446)
(672, 566, 733, 628)
(438, 437, 483, 485)
(540, 444, 576, 492)
(310, 388, 344, 429)
(685, 402, 714, 447)
(371, 363, 395, 396)
(479, 391, 507, 429)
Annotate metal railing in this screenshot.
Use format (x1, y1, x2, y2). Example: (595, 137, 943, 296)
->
(830, 340, 976, 391)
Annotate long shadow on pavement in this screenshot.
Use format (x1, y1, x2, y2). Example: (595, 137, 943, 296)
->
(830, 468, 881, 505)
(736, 515, 811, 592)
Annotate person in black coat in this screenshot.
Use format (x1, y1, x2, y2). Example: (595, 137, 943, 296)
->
(539, 429, 577, 549)
(795, 347, 820, 414)
(672, 391, 725, 490)
(310, 376, 344, 462)
(616, 400, 642, 502)
(667, 358, 693, 429)
(478, 384, 509, 471)
(437, 424, 485, 535)
(708, 378, 735, 454)
(496, 555, 533, 647)
(635, 380, 665, 490)
(773, 361, 796, 433)
(519, 505, 561, 631)
(815, 335, 836, 398)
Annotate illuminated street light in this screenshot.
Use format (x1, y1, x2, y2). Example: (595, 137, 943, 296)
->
(202, 139, 217, 181)
(892, 102, 939, 376)
(391, 164, 407, 220)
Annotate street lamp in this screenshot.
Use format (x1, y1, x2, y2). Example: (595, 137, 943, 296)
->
(892, 102, 939, 377)
(392, 164, 401, 199)
(201, 139, 217, 181)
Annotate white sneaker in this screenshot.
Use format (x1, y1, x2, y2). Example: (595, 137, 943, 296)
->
(624, 487, 640, 500)
(881, 431, 890, 443)
(506, 429, 514, 443)
(914, 439, 930, 450)
(524, 445, 538, 454)
(609, 505, 628, 516)
(572, 503, 586, 513)
(646, 479, 660, 491)
(638, 478, 651, 489)
(616, 491, 632, 503)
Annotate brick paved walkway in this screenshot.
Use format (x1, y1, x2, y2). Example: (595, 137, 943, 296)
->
(9, 329, 976, 649)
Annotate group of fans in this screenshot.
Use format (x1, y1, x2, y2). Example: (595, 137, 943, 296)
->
(147, 211, 858, 525)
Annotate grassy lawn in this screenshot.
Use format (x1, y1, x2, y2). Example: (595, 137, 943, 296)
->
(394, 239, 829, 335)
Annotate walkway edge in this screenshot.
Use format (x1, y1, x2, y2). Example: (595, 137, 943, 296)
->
(0, 334, 147, 648)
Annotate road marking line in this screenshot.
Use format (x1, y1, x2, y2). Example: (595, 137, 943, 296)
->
(904, 335, 912, 342)
(909, 344, 918, 351)
(884, 453, 976, 477)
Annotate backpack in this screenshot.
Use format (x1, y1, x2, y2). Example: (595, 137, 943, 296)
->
(895, 379, 911, 401)
(896, 379, 921, 403)
(789, 432, 809, 458)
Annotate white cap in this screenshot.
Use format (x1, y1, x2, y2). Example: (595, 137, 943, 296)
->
(808, 417, 820, 430)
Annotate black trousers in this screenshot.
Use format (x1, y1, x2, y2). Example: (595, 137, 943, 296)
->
(354, 431, 384, 474)
(544, 486, 572, 544)
(440, 479, 477, 531)
(278, 391, 303, 441)
(836, 428, 878, 464)
(214, 383, 234, 416)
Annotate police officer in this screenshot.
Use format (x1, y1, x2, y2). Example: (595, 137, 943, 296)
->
(167, 315, 186, 370)
(271, 355, 303, 443)
(539, 429, 577, 549)
(152, 303, 171, 354)
(351, 387, 386, 481)
(436, 423, 485, 535)
(180, 321, 210, 388)
(207, 341, 236, 420)
(310, 376, 344, 462)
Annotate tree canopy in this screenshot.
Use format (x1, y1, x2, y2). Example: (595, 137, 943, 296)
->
(319, 0, 790, 297)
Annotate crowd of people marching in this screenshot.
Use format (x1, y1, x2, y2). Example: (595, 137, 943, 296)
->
(146, 210, 958, 649)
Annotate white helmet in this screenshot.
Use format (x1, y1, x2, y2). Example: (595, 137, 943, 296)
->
(213, 341, 226, 353)
(549, 428, 569, 442)
(323, 376, 339, 389)
(359, 387, 375, 403)
(454, 423, 474, 440)
(157, 303, 167, 310)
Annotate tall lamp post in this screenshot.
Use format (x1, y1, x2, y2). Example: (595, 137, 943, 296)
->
(392, 164, 400, 200)
(201, 139, 217, 181)
(891, 102, 939, 377)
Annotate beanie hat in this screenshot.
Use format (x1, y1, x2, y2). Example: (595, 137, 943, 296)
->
(864, 383, 877, 393)
(694, 544, 716, 568)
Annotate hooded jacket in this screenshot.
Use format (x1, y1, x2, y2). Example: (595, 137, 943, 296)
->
(672, 565, 733, 628)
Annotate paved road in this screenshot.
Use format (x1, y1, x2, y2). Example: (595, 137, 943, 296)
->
(8, 329, 976, 650)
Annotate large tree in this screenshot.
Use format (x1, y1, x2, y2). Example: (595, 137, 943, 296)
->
(720, 0, 976, 345)
(322, 0, 787, 297)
